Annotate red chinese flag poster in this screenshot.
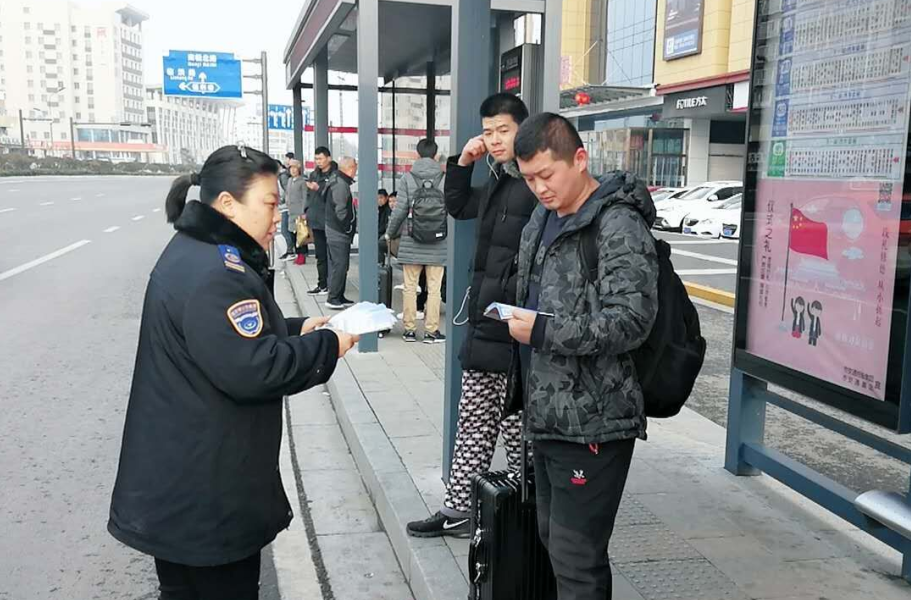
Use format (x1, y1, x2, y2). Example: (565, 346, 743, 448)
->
(789, 208, 828, 259)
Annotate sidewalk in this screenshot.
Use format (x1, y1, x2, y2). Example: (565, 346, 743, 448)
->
(284, 260, 909, 600)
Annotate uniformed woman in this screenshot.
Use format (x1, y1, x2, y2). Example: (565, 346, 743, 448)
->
(108, 144, 358, 599)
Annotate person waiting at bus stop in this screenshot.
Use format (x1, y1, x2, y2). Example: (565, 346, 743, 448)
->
(107, 144, 358, 600)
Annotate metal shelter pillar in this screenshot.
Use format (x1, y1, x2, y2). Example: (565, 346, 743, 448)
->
(443, 0, 492, 481)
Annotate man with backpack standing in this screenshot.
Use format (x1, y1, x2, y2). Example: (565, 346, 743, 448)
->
(385, 139, 448, 343)
(509, 113, 659, 600)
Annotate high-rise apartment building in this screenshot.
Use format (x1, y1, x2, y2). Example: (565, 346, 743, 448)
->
(0, 0, 148, 155)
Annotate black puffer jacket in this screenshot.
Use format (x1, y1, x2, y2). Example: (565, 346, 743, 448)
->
(445, 157, 538, 373)
(305, 161, 338, 231)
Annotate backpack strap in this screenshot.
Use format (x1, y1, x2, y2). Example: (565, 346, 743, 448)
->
(580, 202, 654, 287)
(580, 207, 604, 287)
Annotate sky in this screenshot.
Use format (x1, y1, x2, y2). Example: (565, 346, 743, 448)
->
(80, 0, 311, 105)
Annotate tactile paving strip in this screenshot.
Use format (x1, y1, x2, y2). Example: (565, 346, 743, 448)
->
(610, 523, 704, 564)
(615, 494, 663, 528)
(618, 559, 748, 600)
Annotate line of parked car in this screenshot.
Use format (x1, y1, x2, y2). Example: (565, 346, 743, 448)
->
(650, 180, 743, 239)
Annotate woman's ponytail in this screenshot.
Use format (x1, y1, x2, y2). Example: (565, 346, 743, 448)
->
(165, 174, 194, 223)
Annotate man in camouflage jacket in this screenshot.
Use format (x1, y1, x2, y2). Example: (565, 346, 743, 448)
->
(509, 113, 658, 600)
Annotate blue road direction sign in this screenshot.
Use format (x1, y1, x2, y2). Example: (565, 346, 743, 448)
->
(267, 104, 311, 131)
(163, 51, 242, 99)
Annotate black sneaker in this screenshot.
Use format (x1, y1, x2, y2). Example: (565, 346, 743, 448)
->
(423, 331, 446, 344)
(326, 300, 346, 310)
(308, 286, 328, 296)
(403, 331, 418, 343)
(406, 511, 470, 539)
(340, 297, 356, 307)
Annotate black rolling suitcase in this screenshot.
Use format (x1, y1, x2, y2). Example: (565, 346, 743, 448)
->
(378, 255, 393, 309)
(468, 470, 557, 600)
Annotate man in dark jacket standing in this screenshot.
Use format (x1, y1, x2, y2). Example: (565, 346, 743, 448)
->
(406, 94, 538, 538)
(509, 113, 658, 600)
(304, 146, 337, 295)
(325, 156, 357, 310)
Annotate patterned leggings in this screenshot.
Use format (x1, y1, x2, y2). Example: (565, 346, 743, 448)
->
(443, 370, 524, 516)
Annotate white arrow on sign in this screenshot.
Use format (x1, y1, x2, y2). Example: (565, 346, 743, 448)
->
(184, 81, 221, 94)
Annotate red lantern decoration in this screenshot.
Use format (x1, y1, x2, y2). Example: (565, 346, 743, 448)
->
(575, 92, 591, 105)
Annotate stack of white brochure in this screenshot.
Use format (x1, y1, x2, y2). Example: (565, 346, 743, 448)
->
(326, 302, 397, 335)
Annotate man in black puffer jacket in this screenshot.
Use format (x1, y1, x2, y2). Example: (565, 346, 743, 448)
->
(406, 93, 538, 539)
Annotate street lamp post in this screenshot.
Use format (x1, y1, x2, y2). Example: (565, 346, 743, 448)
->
(69, 118, 76, 159)
(44, 85, 66, 158)
(241, 51, 269, 155)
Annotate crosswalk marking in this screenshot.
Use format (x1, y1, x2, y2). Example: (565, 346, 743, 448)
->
(671, 249, 738, 266)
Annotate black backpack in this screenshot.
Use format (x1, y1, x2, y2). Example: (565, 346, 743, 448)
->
(407, 172, 447, 243)
(580, 204, 706, 418)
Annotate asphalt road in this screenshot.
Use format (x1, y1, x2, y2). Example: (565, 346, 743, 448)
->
(0, 176, 179, 599)
(0, 176, 290, 600)
(654, 230, 740, 294)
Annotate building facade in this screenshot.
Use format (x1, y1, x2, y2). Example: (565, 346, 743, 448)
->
(654, 0, 754, 184)
(561, 0, 607, 88)
(0, 0, 150, 157)
(560, 0, 755, 187)
(146, 86, 239, 165)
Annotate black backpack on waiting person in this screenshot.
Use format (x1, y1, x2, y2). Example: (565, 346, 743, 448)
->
(406, 172, 447, 243)
(580, 203, 706, 418)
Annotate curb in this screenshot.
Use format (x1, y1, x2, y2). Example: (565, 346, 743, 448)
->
(684, 281, 736, 308)
(285, 266, 469, 600)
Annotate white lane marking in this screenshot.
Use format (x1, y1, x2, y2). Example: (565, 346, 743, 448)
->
(132, 215, 144, 221)
(671, 249, 739, 266)
(40, 201, 55, 206)
(0, 208, 16, 214)
(152, 208, 161, 213)
(0, 240, 92, 282)
(676, 268, 738, 276)
(96, 193, 105, 197)
(104, 226, 120, 233)
(7, 189, 21, 193)
(666, 239, 737, 245)
(71, 197, 82, 201)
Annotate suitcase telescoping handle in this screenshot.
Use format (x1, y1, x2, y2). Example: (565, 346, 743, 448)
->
(468, 526, 488, 585)
(520, 409, 533, 504)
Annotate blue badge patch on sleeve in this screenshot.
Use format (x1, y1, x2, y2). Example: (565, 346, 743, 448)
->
(226, 299, 263, 338)
(218, 245, 246, 274)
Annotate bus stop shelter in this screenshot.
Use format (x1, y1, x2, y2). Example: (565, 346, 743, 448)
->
(284, 0, 563, 479)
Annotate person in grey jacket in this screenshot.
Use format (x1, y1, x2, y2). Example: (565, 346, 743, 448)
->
(278, 153, 296, 260)
(509, 113, 658, 600)
(284, 160, 309, 263)
(324, 157, 358, 310)
(385, 139, 447, 344)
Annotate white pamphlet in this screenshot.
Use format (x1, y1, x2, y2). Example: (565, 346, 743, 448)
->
(326, 302, 397, 335)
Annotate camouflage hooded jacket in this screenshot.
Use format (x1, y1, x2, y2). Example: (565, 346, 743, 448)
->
(517, 172, 658, 444)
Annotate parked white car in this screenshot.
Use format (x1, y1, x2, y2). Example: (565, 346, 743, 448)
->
(682, 195, 742, 238)
(721, 213, 742, 239)
(653, 181, 743, 231)
(650, 187, 689, 204)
